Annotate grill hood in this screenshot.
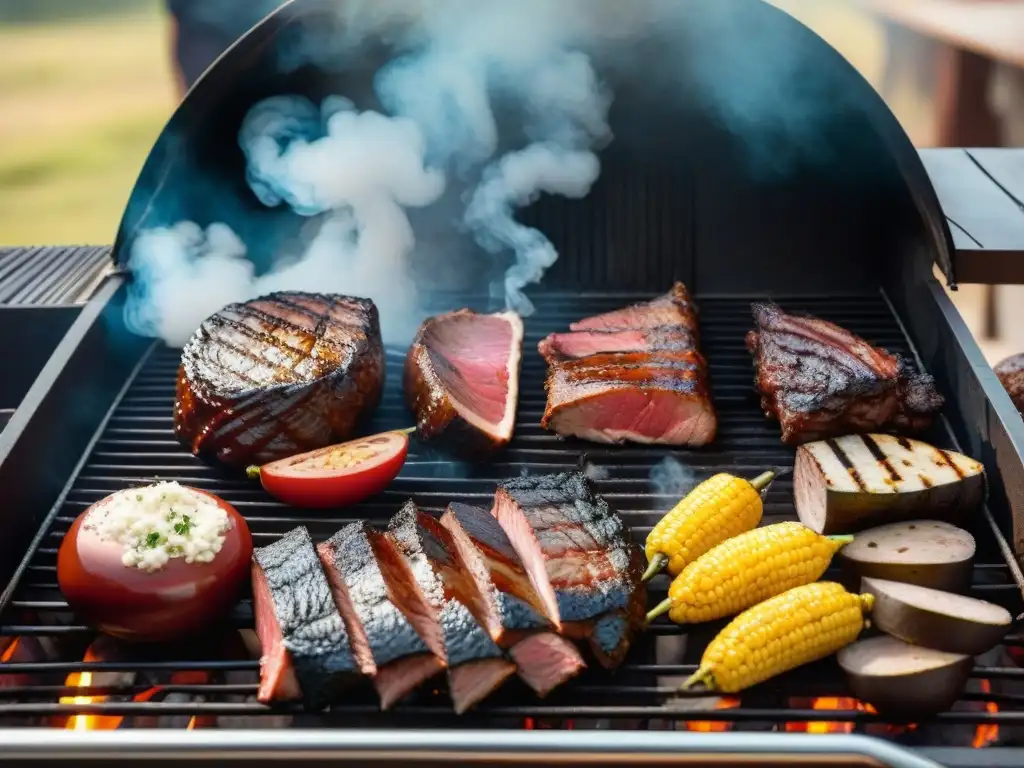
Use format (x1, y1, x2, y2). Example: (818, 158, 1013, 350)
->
(112, 0, 956, 297)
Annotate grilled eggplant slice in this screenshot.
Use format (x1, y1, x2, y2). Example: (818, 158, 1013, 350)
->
(838, 520, 975, 592)
(794, 434, 984, 535)
(861, 577, 1011, 655)
(837, 635, 972, 717)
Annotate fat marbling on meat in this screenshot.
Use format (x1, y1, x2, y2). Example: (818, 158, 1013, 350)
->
(175, 291, 384, 467)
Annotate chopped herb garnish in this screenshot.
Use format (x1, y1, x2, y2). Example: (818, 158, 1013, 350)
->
(145, 531, 162, 548)
(167, 545, 183, 556)
(173, 514, 193, 536)
(136, 494, 143, 502)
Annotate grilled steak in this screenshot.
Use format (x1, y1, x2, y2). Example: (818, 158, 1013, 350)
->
(994, 353, 1024, 413)
(491, 472, 645, 668)
(388, 501, 514, 714)
(317, 523, 443, 710)
(252, 527, 359, 708)
(405, 309, 523, 458)
(538, 325, 696, 364)
(175, 292, 385, 467)
(569, 282, 699, 334)
(441, 502, 584, 697)
(542, 350, 717, 446)
(746, 302, 944, 445)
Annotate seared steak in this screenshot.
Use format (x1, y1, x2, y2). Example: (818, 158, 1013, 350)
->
(542, 350, 717, 446)
(252, 527, 359, 708)
(539, 285, 716, 447)
(317, 523, 443, 710)
(538, 325, 696, 364)
(509, 632, 586, 698)
(995, 353, 1024, 413)
(405, 309, 523, 458)
(746, 302, 944, 445)
(175, 292, 385, 467)
(491, 472, 645, 669)
(387, 502, 514, 714)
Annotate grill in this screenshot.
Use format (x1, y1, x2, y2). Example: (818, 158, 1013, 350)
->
(5, 0, 1024, 765)
(1, 282, 1024, 767)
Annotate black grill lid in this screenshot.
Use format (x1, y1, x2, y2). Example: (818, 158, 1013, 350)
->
(111, 0, 956, 294)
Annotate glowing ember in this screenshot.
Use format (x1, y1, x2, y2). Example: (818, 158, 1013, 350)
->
(685, 697, 740, 731)
(973, 680, 999, 748)
(0, 638, 19, 663)
(786, 697, 861, 734)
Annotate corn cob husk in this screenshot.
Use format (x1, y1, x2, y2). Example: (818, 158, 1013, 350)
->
(646, 521, 853, 624)
(682, 581, 873, 693)
(643, 471, 775, 582)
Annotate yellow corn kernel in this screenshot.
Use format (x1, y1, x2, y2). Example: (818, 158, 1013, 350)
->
(643, 471, 774, 582)
(682, 582, 873, 694)
(646, 521, 852, 624)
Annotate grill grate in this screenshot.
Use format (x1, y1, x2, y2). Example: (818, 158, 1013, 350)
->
(1, 291, 1021, 733)
(0, 246, 111, 305)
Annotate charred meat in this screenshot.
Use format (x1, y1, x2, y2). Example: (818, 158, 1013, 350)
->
(440, 502, 584, 697)
(994, 353, 1024, 413)
(317, 522, 443, 710)
(252, 527, 359, 708)
(405, 309, 523, 458)
(539, 284, 717, 446)
(492, 471, 645, 668)
(746, 303, 944, 445)
(175, 292, 385, 467)
(387, 502, 514, 714)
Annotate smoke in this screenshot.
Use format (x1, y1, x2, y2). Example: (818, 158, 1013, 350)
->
(649, 456, 697, 498)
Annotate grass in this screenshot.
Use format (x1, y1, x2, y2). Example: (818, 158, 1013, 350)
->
(0, 5, 175, 246)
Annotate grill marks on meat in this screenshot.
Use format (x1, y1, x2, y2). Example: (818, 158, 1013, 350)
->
(387, 502, 513, 714)
(539, 284, 717, 446)
(252, 527, 358, 708)
(405, 309, 523, 458)
(316, 523, 442, 710)
(175, 292, 384, 467)
(746, 302, 944, 445)
(492, 472, 645, 669)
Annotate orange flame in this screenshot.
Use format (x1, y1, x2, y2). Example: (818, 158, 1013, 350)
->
(685, 696, 740, 731)
(61, 647, 124, 731)
(1, 638, 19, 663)
(973, 680, 999, 749)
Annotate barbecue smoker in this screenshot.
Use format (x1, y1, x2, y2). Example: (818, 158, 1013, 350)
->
(1, 0, 1024, 766)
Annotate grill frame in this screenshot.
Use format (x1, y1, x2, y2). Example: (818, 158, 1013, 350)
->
(0, 276, 1023, 766)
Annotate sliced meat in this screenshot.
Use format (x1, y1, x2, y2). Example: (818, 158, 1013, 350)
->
(440, 502, 555, 644)
(175, 292, 385, 467)
(404, 309, 523, 458)
(541, 351, 717, 446)
(538, 325, 696, 364)
(747, 302, 944, 445)
(569, 283, 698, 335)
(317, 523, 444, 710)
(491, 472, 645, 669)
(509, 632, 586, 698)
(388, 502, 515, 714)
(252, 527, 360, 708)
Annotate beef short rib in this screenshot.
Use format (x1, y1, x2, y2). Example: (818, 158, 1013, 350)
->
(405, 309, 523, 458)
(491, 472, 645, 669)
(175, 292, 384, 467)
(746, 302, 944, 445)
(252, 527, 359, 708)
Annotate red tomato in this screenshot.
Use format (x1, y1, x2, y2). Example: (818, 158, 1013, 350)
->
(57, 487, 252, 643)
(249, 429, 410, 509)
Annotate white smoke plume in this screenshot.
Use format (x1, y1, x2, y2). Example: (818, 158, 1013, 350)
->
(649, 456, 697, 498)
(125, 0, 613, 347)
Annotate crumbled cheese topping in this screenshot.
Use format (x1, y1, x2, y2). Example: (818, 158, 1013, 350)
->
(83, 482, 232, 573)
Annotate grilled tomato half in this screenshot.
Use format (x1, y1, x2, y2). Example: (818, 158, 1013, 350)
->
(57, 482, 252, 642)
(247, 429, 411, 509)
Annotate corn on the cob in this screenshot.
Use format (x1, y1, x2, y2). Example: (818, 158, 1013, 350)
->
(642, 471, 775, 583)
(681, 581, 873, 693)
(646, 521, 853, 624)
